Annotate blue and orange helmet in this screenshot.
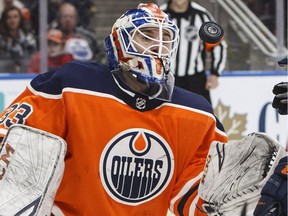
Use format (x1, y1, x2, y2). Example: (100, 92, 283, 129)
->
(105, 3, 179, 101)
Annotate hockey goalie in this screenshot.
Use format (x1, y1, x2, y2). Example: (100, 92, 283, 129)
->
(0, 2, 286, 214)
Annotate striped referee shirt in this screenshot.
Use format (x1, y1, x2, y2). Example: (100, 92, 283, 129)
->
(161, 2, 227, 77)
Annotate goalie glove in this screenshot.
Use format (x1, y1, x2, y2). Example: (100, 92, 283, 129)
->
(253, 156, 287, 216)
(198, 132, 287, 216)
(272, 82, 288, 115)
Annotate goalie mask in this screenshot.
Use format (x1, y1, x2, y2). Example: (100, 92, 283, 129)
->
(105, 3, 179, 101)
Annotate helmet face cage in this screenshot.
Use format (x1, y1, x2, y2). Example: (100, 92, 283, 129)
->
(122, 17, 179, 59)
(105, 3, 179, 101)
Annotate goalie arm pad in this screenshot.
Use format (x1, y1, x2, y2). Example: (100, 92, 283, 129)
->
(0, 124, 67, 215)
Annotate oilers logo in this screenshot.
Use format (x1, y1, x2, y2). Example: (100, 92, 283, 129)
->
(100, 128, 174, 205)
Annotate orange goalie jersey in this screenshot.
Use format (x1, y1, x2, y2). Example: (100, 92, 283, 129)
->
(0, 61, 227, 215)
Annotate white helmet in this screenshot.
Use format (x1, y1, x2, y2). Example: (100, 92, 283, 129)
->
(105, 3, 179, 101)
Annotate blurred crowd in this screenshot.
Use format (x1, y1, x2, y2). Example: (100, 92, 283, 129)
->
(0, 0, 285, 73)
(0, 0, 102, 73)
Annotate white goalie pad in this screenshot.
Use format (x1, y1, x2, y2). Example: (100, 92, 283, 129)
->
(198, 132, 287, 216)
(0, 124, 67, 215)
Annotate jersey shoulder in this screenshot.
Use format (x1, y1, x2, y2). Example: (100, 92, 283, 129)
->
(30, 61, 113, 95)
(171, 86, 225, 132)
(171, 86, 213, 113)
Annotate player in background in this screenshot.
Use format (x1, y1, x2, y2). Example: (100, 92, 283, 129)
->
(253, 57, 288, 216)
(0, 3, 227, 215)
(27, 28, 74, 73)
(160, 0, 227, 104)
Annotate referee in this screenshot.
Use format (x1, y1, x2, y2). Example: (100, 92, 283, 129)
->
(161, 0, 227, 104)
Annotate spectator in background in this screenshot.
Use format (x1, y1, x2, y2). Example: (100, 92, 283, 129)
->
(0, 0, 25, 15)
(64, 0, 97, 29)
(29, 0, 97, 36)
(51, 2, 102, 63)
(0, 0, 32, 32)
(27, 29, 74, 73)
(0, 6, 36, 72)
(160, 0, 227, 104)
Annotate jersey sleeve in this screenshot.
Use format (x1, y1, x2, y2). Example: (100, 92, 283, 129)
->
(169, 116, 227, 216)
(169, 163, 206, 215)
(0, 70, 67, 146)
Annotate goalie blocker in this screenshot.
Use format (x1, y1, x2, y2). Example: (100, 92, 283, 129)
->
(0, 124, 67, 215)
(198, 132, 287, 216)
